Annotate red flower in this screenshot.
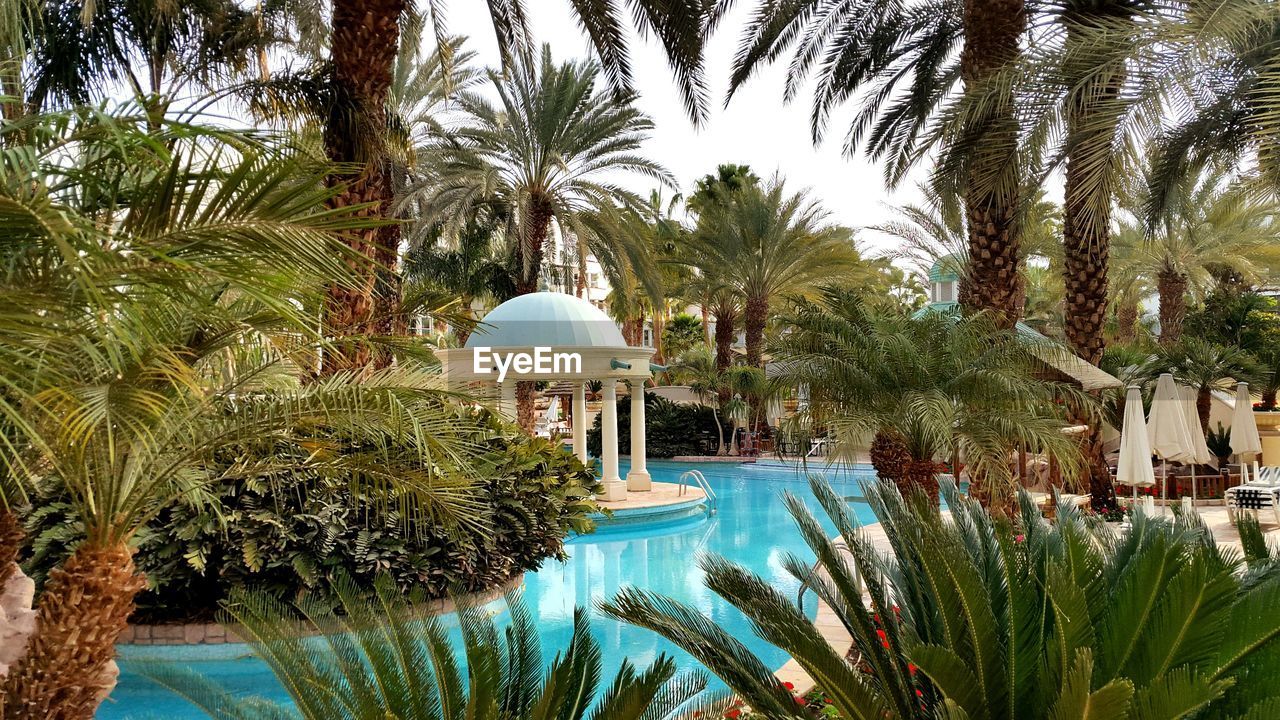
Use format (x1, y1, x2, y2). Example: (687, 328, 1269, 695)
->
(783, 681, 794, 690)
(795, 696, 807, 705)
(908, 662, 917, 675)
(1015, 534, 1026, 543)
(876, 628, 890, 648)
(724, 710, 741, 719)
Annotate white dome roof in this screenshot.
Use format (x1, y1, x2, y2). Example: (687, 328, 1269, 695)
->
(463, 292, 629, 349)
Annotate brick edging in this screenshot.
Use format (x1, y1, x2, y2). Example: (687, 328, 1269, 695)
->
(117, 573, 526, 646)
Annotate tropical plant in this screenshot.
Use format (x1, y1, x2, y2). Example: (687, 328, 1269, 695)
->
(669, 349, 734, 455)
(771, 290, 1086, 506)
(22, 416, 600, 623)
(1118, 170, 1280, 345)
(407, 44, 670, 427)
(606, 476, 1280, 720)
(1140, 339, 1265, 433)
(0, 111, 485, 718)
(662, 313, 704, 362)
(682, 177, 862, 368)
(587, 392, 721, 460)
(726, 0, 1028, 325)
(135, 574, 716, 720)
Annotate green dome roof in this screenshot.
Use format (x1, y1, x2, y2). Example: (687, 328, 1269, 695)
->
(463, 292, 629, 349)
(928, 254, 962, 283)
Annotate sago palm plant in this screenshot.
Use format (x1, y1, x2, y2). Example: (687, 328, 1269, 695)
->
(136, 574, 715, 720)
(605, 476, 1280, 719)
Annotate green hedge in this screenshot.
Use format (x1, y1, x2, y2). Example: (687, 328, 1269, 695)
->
(587, 393, 721, 458)
(22, 414, 602, 623)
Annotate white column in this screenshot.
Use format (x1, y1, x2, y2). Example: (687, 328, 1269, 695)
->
(498, 381, 517, 421)
(626, 379, 651, 491)
(598, 379, 626, 501)
(572, 382, 588, 463)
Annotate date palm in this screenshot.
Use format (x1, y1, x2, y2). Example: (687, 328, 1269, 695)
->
(1119, 169, 1280, 345)
(407, 45, 670, 428)
(134, 575, 714, 720)
(771, 290, 1086, 506)
(725, 0, 1026, 325)
(0, 112, 486, 719)
(606, 476, 1280, 719)
(681, 178, 862, 368)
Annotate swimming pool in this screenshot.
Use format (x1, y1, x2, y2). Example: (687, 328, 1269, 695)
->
(98, 460, 879, 718)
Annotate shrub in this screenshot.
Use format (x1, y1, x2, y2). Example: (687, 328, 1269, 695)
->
(21, 413, 602, 623)
(587, 392, 720, 458)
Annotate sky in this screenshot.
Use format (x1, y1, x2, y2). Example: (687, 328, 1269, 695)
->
(444, 3, 926, 254)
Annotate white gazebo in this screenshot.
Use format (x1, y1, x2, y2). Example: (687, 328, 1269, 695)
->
(434, 292, 656, 502)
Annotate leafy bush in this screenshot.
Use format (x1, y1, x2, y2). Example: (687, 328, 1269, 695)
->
(587, 392, 721, 458)
(22, 413, 602, 623)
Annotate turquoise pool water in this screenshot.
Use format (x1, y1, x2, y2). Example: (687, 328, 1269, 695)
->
(98, 460, 878, 718)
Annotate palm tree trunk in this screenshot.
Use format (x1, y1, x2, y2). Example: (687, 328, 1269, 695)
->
(1157, 268, 1187, 347)
(744, 294, 768, 368)
(1115, 299, 1139, 343)
(2, 543, 146, 719)
(903, 459, 942, 507)
(516, 196, 555, 295)
(869, 430, 910, 487)
(713, 306, 737, 374)
(958, 0, 1026, 328)
(516, 381, 537, 432)
(1197, 388, 1211, 436)
(320, 0, 406, 376)
(0, 509, 21, 588)
(1060, 14, 1127, 514)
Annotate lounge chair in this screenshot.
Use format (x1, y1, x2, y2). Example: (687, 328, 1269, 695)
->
(1226, 480, 1280, 525)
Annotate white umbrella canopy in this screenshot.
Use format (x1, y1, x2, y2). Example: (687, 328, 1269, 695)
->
(1179, 385, 1215, 504)
(1116, 386, 1156, 508)
(1147, 374, 1195, 463)
(1231, 382, 1263, 482)
(1147, 373, 1196, 512)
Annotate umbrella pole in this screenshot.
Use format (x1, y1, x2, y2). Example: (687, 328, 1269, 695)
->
(1162, 459, 1168, 516)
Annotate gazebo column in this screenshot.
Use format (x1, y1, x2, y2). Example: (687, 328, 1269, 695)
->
(498, 381, 517, 420)
(626, 379, 651, 491)
(572, 382, 588, 463)
(598, 379, 626, 501)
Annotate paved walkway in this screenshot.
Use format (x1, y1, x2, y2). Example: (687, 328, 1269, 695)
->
(774, 506, 1280, 694)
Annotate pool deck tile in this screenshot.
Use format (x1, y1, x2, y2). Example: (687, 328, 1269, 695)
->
(594, 481, 704, 510)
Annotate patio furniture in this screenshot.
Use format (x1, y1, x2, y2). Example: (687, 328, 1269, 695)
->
(1226, 482, 1280, 525)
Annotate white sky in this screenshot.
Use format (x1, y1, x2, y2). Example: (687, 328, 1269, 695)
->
(445, 3, 926, 253)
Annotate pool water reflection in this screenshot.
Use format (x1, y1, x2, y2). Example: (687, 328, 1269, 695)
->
(100, 460, 878, 718)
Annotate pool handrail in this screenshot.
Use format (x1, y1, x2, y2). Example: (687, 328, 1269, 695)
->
(678, 469, 718, 515)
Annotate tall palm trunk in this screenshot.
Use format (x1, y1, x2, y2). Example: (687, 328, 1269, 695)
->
(0, 509, 21, 588)
(1196, 388, 1211, 436)
(713, 305, 737, 374)
(1115, 299, 1139, 343)
(1060, 11, 1128, 513)
(1157, 268, 1187, 346)
(320, 0, 406, 376)
(743, 295, 768, 368)
(510, 195, 557, 430)
(958, 0, 1027, 328)
(2, 543, 146, 719)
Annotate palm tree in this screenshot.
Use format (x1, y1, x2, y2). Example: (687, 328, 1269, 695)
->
(724, 0, 1028, 325)
(408, 46, 670, 428)
(134, 575, 714, 720)
(410, 45, 671, 296)
(682, 178, 863, 368)
(605, 476, 1280, 719)
(670, 350, 730, 455)
(772, 291, 1086, 507)
(1118, 169, 1280, 345)
(1141, 339, 1264, 433)
(0, 112, 485, 718)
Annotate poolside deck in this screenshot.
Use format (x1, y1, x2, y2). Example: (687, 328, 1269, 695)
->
(594, 481, 705, 510)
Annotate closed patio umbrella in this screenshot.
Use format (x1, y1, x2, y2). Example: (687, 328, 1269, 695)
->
(1116, 386, 1156, 510)
(1179, 384, 1214, 505)
(1147, 373, 1195, 513)
(1231, 382, 1263, 483)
